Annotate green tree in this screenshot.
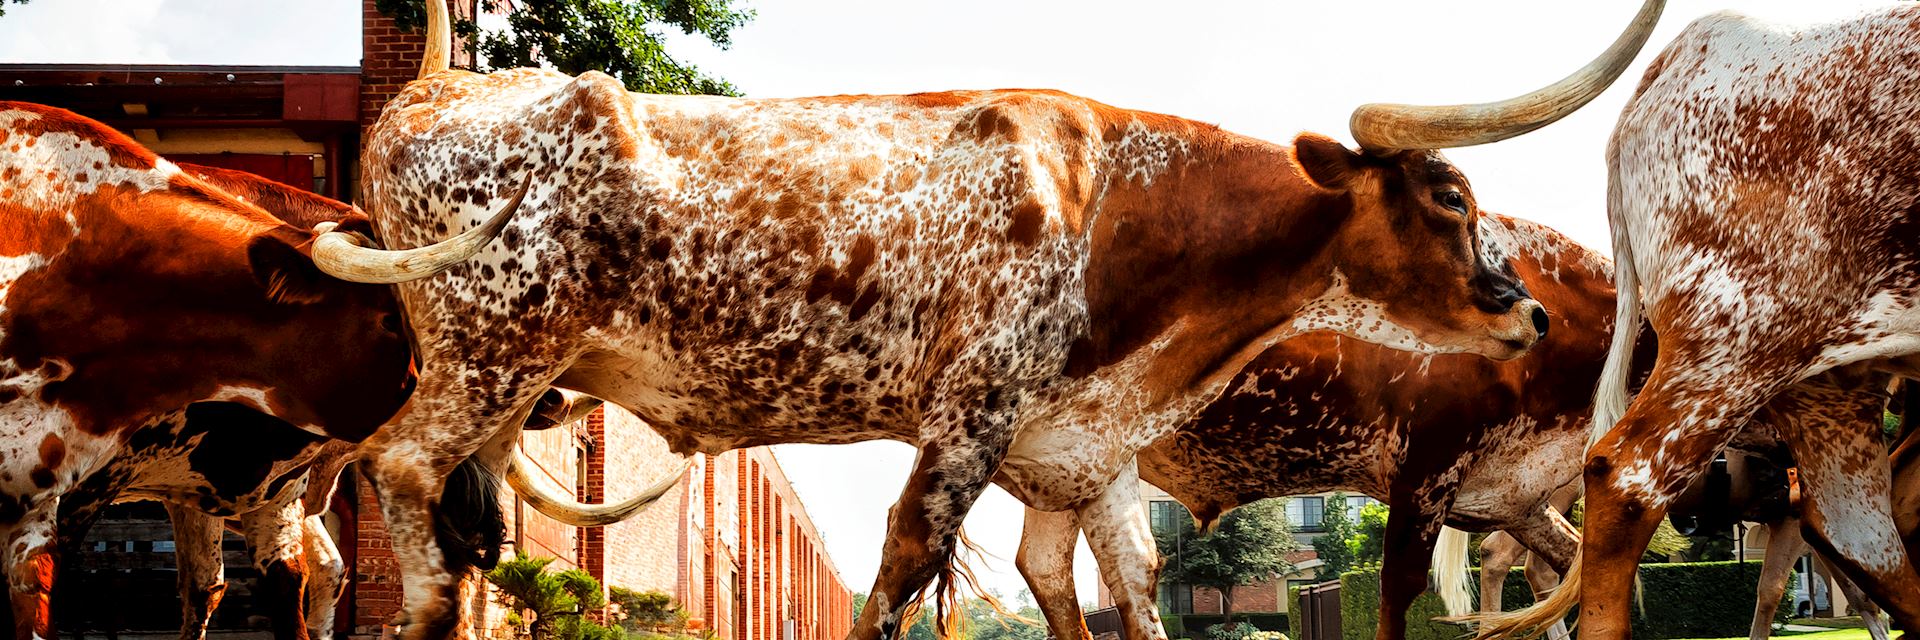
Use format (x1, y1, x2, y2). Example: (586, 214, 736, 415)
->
(374, 0, 750, 95)
(1351, 501, 1389, 567)
(1311, 493, 1359, 578)
(1156, 497, 1300, 624)
(484, 552, 608, 640)
(609, 586, 689, 634)
(966, 591, 1047, 640)
(0, 1, 21, 17)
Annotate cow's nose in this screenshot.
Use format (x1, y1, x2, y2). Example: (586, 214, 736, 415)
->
(1531, 304, 1550, 339)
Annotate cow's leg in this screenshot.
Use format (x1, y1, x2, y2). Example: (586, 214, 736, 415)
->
(1477, 532, 1527, 614)
(165, 503, 228, 640)
(1503, 505, 1577, 577)
(369, 365, 556, 640)
(1580, 361, 1792, 640)
(1017, 507, 1092, 640)
(1774, 375, 1920, 632)
(241, 491, 311, 640)
(1748, 517, 1804, 640)
(1377, 485, 1453, 640)
(1519, 552, 1570, 640)
(6, 499, 59, 640)
(851, 403, 1015, 640)
(1814, 554, 1890, 640)
(1500, 506, 1576, 640)
(1075, 461, 1165, 640)
(303, 515, 345, 640)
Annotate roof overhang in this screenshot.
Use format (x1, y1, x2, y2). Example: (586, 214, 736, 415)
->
(0, 64, 361, 140)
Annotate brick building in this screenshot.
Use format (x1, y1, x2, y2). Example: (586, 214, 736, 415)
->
(1098, 482, 1353, 617)
(349, 405, 852, 640)
(0, 2, 852, 638)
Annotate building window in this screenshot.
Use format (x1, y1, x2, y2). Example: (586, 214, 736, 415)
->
(1159, 582, 1194, 615)
(1289, 497, 1326, 532)
(1347, 495, 1378, 520)
(1149, 500, 1191, 536)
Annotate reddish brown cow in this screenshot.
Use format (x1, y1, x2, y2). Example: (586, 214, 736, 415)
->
(0, 102, 507, 640)
(1016, 213, 1613, 640)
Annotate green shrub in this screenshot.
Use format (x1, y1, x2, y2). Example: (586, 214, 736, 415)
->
(1208, 622, 1261, 640)
(610, 586, 690, 634)
(1168, 613, 1288, 636)
(1631, 561, 1792, 639)
(1286, 585, 1302, 640)
(1165, 614, 1187, 639)
(1335, 561, 1791, 640)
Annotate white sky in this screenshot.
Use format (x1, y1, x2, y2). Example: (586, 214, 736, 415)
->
(0, 0, 1900, 611)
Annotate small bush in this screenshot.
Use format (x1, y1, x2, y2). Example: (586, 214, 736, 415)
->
(610, 586, 690, 634)
(1207, 622, 1261, 640)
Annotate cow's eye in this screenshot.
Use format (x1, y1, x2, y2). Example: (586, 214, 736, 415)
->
(1437, 190, 1468, 214)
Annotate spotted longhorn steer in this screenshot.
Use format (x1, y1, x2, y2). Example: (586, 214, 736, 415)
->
(0, 103, 511, 640)
(1016, 214, 1610, 640)
(298, 1, 1686, 636)
(1473, 6, 1920, 639)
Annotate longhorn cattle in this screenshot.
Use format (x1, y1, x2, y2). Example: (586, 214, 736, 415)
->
(1015, 213, 1609, 640)
(310, 1, 1687, 636)
(1474, 7, 1920, 638)
(0, 102, 510, 640)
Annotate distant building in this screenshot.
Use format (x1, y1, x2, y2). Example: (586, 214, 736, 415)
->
(1100, 482, 1377, 616)
(350, 406, 852, 640)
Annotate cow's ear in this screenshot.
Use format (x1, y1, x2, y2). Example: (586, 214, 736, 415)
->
(247, 229, 331, 305)
(1292, 133, 1366, 192)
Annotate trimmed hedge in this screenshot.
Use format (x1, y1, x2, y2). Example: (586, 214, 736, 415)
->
(1333, 562, 1792, 640)
(1165, 613, 1288, 639)
(1337, 568, 1531, 640)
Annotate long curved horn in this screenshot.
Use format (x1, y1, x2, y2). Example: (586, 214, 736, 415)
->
(524, 389, 606, 432)
(1349, 0, 1665, 151)
(506, 450, 689, 527)
(310, 177, 527, 284)
(420, 0, 451, 78)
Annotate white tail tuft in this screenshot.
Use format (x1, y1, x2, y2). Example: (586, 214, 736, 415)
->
(1591, 200, 1642, 449)
(1434, 526, 1476, 617)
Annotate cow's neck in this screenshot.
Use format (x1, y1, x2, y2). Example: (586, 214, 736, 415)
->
(1068, 126, 1350, 408)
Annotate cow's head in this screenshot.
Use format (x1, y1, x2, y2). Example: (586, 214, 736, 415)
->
(237, 216, 419, 442)
(1291, 136, 1545, 359)
(1289, 0, 1664, 360)
(215, 173, 527, 442)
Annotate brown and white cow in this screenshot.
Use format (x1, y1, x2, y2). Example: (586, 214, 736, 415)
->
(301, 1, 1673, 636)
(0, 102, 510, 640)
(1014, 213, 1611, 640)
(1473, 6, 1920, 639)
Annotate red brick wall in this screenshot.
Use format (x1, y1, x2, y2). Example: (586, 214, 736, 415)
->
(1191, 580, 1282, 615)
(359, 0, 474, 126)
(595, 409, 687, 593)
(350, 473, 403, 632)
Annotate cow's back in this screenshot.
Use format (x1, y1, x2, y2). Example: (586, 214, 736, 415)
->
(1611, 6, 1920, 364)
(359, 70, 1232, 448)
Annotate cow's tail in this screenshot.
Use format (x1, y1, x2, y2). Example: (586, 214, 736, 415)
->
(899, 527, 1033, 638)
(420, 0, 451, 78)
(437, 456, 507, 575)
(1434, 526, 1476, 617)
(1591, 217, 1642, 450)
(1461, 555, 1582, 640)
